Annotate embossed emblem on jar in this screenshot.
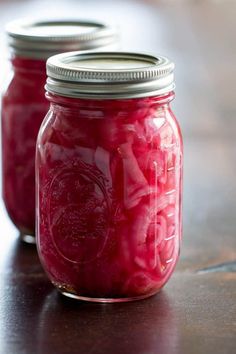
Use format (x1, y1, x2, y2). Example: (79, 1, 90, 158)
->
(48, 161, 111, 263)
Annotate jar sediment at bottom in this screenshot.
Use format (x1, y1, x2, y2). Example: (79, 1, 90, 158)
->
(39, 226, 180, 302)
(51, 259, 177, 302)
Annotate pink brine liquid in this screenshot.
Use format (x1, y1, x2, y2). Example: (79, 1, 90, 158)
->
(2, 57, 48, 236)
(36, 93, 183, 301)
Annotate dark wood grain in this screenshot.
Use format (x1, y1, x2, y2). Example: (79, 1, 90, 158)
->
(0, 1, 236, 353)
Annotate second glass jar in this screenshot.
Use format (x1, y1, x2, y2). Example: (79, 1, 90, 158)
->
(1, 19, 118, 242)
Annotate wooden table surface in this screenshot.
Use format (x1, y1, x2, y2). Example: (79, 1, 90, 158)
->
(0, 1, 236, 353)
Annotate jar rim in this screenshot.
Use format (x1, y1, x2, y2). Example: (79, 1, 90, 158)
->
(46, 51, 175, 99)
(6, 19, 118, 59)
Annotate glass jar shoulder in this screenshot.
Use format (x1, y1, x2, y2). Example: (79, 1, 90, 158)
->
(37, 106, 56, 146)
(35, 102, 182, 180)
(37, 100, 182, 146)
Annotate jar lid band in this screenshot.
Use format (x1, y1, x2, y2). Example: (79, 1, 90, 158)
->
(46, 51, 175, 99)
(6, 19, 118, 59)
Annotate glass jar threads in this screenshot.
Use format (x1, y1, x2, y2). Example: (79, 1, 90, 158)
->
(36, 52, 183, 302)
(1, 19, 118, 243)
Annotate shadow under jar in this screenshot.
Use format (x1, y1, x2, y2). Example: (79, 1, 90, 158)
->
(36, 52, 183, 302)
(1, 19, 118, 243)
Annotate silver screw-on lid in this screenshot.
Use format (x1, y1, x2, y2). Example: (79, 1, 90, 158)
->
(46, 51, 175, 99)
(6, 19, 118, 59)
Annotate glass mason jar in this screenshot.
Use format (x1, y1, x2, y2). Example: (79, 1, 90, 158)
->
(36, 52, 183, 302)
(1, 19, 118, 243)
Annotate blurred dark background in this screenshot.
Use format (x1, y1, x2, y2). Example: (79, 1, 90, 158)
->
(0, 1, 236, 354)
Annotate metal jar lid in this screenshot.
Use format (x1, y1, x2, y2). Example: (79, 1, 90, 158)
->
(6, 19, 118, 59)
(46, 51, 175, 99)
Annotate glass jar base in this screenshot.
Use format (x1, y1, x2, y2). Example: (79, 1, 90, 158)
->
(20, 233, 36, 244)
(59, 289, 159, 303)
